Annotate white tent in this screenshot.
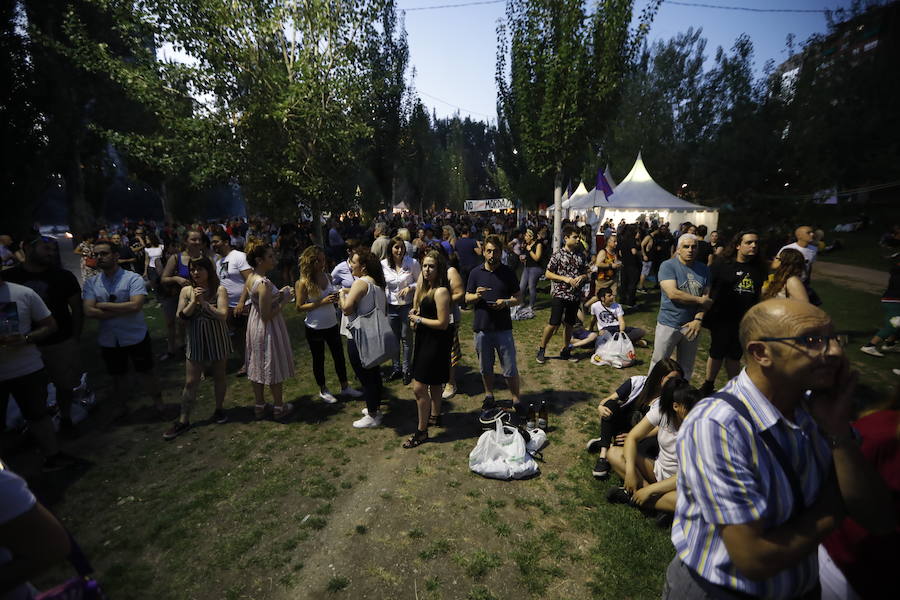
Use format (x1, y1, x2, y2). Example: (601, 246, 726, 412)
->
(561, 181, 590, 209)
(597, 152, 718, 232)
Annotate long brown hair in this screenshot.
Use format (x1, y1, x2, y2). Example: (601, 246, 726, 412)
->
(762, 248, 805, 300)
(386, 236, 407, 270)
(352, 247, 386, 288)
(414, 250, 449, 309)
(297, 246, 324, 300)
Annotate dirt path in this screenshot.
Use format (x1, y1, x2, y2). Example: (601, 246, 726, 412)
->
(814, 261, 888, 295)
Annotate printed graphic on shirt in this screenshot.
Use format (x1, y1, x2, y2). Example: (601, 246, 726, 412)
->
(0, 302, 21, 334)
(679, 272, 704, 297)
(735, 271, 757, 294)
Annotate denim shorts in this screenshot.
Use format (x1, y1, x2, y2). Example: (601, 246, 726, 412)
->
(473, 329, 518, 378)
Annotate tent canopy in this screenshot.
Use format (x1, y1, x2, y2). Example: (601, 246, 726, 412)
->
(597, 152, 718, 232)
(561, 181, 589, 208)
(609, 152, 703, 209)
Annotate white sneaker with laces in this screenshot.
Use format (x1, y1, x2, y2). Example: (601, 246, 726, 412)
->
(861, 345, 885, 357)
(441, 384, 457, 400)
(881, 344, 900, 353)
(319, 390, 338, 404)
(353, 413, 382, 428)
(341, 386, 363, 398)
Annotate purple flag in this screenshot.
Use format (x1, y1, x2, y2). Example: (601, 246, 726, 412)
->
(596, 167, 614, 200)
(565, 179, 573, 199)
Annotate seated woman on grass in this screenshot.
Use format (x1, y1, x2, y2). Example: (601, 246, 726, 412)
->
(605, 378, 701, 521)
(587, 358, 683, 479)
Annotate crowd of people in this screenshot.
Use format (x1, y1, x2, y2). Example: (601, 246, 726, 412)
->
(1, 209, 899, 599)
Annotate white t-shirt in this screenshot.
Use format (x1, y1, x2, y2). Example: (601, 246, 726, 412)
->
(216, 249, 251, 308)
(144, 246, 163, 266)
(304, 281, 339, 330)
(778, 242, 817, 282)
(645, 399, 679, 481)
(1, 462, 37, 600)
(590, 300, 624, 330)
(0, 282, 50, 381)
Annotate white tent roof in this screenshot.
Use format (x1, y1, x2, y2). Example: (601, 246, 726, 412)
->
(561, 181, 589, 208)
(563, 166, 619, 210)
(608, 152, 705, 210)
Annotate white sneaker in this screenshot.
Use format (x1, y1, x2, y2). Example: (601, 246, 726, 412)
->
(893, 368, 900, 376)
(361, 407, 369, 416)
(441, 384, 457, 400)
(353, 413, 382, 428)
(890, 316, 900, 328)
(881, 343, 900, 353)
(319, 390, 338, 404)
(341, 386, 363, 398)
(861, 345, 885, 357)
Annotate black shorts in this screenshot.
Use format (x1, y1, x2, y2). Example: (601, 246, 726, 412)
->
(100, 333, 155, 376)
(708, 323, 743, 361)
(549, 297, 580, 326)
(0, 369, 49, 421)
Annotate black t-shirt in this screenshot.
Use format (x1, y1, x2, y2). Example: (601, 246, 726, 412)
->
(695, 240, 713, 265)
(650, 234, 674, 262)
(3, 266, 81, 345)
(466, 263, 520, 332)
(619, 236, 641, 267)
(524, 242, 544, 269)
(455, 237, 481, 270)
(118, 245, 137, 271)
(704, 260, 767, 325)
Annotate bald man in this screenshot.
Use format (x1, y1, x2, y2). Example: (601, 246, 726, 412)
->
(665, 299, 895, 599)
(779, 225, 818, 283)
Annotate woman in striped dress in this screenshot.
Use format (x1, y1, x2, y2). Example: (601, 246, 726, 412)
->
(163, 256, 232, 440)
(244, 244, 296, 419)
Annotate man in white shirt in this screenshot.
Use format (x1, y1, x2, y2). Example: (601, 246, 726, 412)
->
(211, 229, 252, 375)
(0, 272, 75, 472)
(778, 225, 818, 283)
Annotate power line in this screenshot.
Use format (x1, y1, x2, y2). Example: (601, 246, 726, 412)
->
(417, 90, 495, 120)
(401, 0, 502, 12)
(399, 0, 828, 14)
(667, 1, 827, 13)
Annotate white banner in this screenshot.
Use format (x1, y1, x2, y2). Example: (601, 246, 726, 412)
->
(464, 198, 514, 212)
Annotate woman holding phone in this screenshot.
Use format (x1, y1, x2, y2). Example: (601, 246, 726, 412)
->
(296, 246, 362, 404)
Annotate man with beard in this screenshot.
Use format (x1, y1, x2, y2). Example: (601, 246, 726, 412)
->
(465, 235, 521, 410)
(5, 233, 83, 436)
(699, 230, 766, 396)
(664, 299, 895, 599)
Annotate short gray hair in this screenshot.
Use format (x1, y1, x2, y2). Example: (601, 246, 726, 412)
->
(678, 233, 698, 246)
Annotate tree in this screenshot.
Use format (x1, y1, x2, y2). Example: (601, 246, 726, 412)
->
(496, 0, 659, 249)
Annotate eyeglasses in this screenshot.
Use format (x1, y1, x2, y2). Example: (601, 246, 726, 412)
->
(757, 333, 849, 352)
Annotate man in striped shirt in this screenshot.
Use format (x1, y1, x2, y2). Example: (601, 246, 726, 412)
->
(665, 299, 895, 599)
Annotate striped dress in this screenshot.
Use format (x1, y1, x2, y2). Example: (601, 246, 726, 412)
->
(245, 277, 295, 385)
(184, 289, 232, 362)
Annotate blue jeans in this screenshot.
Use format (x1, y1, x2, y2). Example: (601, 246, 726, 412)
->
(520, 266, 543, 308)
(473, 330, 519, 378)
(387, 303, 412, 372)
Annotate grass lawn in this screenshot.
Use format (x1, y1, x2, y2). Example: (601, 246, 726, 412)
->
(15, 276, 898, 600)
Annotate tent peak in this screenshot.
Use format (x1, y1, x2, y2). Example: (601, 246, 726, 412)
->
(623, 152, 653, 184)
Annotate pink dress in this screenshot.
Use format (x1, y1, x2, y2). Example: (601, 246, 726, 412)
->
(245, 278, 295, 385)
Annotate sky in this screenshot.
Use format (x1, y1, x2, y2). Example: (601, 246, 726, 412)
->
(400, 0, 854, 122)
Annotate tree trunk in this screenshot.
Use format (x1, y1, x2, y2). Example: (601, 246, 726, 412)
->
(67, 146, 94, 237)
(552, 169, 563, 251)
(311, 196, 323, 246)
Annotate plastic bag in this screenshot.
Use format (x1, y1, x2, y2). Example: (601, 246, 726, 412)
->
(469, 419, 539, 480)
(525, 428, 547, 453)
(591, 331, 636, 369)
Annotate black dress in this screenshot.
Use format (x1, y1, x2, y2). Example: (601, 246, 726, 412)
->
(411, 294, 451, 385)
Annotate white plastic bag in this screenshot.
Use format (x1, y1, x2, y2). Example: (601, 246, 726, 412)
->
(525, 428, 547, 453)
(469, 419, 539, 480)
(591, 331, 636, 368)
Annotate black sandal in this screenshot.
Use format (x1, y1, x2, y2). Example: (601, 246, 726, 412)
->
(402, 430, 428, 449)
(428, 414, 443, 427)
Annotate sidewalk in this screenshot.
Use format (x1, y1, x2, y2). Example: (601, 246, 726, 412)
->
(814, 261, 889, 295)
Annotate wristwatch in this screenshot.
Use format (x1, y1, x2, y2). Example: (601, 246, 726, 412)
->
(416, 316, 422, 325)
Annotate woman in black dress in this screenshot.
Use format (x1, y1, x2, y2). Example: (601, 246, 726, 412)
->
(403, 250, 452, 448)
